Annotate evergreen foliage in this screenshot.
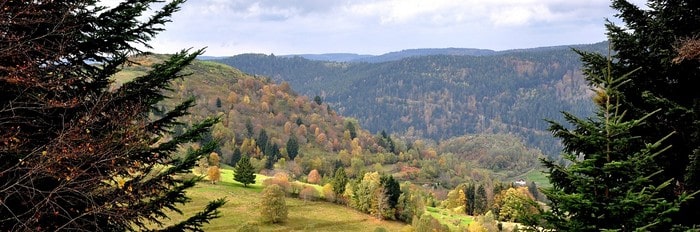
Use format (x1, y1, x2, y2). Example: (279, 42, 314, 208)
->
(380, 175, 401, 209)
(465, 183, 476, 215)
(0, 0, 225, 230)
(231, 147, 242, 165)
(332, 167, 349, 196)
(538, 66, 694, 230)
(234, 155, 256, 187)
(217, 44, 608, 157)
(475, 184, 488, 215)
(574, 0, 700, 229)
(346, 121, 358, 139)
(286, 136, 299, 161)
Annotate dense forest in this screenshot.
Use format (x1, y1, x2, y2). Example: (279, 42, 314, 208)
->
(115, 55, 543, 189)
(214, 42, 608, 157)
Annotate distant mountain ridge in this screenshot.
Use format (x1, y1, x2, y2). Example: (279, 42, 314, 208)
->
(199, 41, 608, 63)
(202, 41, 607, 64)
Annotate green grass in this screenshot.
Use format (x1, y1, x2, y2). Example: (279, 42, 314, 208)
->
(424, 207, 473, 231)
(156, 168, 407, 231)
(520, 168, 551, 189)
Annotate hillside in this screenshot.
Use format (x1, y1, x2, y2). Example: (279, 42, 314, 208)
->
(114, 55, 543, 185)
(214, 42, 606, 157)
(114, 54, 548, 230)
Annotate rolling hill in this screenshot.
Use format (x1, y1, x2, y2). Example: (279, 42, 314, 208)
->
(213, 42, 607, 157)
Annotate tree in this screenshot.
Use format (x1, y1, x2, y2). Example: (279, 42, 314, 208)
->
(260, 184, 288, 224)
(209, 152, 221, 167)
(231, 147, 242, 165)
(215, 97, 222, 108)
(313, 95, 323, 105)
(235, 155, 256, 187)
(322, 183, 336, 202)
(197, 154, 210, 175)
(307, 169, 321, 184)
(257, 129, 269, 156)
(299, 185, 319, 201)
(527, 181, 539, 201)
(286, 136, 299, 161)
(537, 66, 693, 230)
(332, 167, 348, 196)
(465, 183, 476, 215)
(497, 188, 536, 222)
(208, 166, 221, 184)
(370, 187, 393, 219)
(0, 1, 224, 230)
(474, 184, 488, 215)
(381, 175, 401, 210)
(578, 0, 700, 228)
(345, 121, 358, 139)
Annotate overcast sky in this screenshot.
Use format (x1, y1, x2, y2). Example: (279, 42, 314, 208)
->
(109, 0, 647, 56)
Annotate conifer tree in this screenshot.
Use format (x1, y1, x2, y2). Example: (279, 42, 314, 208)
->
(465, 183, 476, 215)
(474, 184, 488, 215)
(578, 0, 700, 227)
(0, 0, 224, 230)
(380, 175, 401, 210)
(235, 155, 256, 187)
(538, 66, 694, 231)
(231, 147, 242, 165)
(286, 136, 299, 161)
(332, 167, 348, 196)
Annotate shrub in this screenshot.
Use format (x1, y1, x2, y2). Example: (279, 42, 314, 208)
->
(260, 184, 288, 223)
(299, 185, 319, 201)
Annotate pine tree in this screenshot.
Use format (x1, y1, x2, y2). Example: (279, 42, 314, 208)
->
(578, 0, 700, 227)
(286, 136, 299, 161)
(381, 175, 401, 210)
(231, 147, 242, 165)
(258, 129, 269, 156)
(235, 155, 256, 187)
(465, 183, 476, 215)
(537, 66, 693, 231)
(215, 97, 222, 108)
(346, 121, 358, 139)
(332, 167, 348, 196)
(0, 1, 224, 230)
(475, 184, 488, 215)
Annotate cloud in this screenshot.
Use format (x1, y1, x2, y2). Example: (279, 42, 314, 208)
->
(92, 0, 649, 55)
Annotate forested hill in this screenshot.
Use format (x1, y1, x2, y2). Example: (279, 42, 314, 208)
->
(113, 54, 544, 185)
(214, 42, 608, 156)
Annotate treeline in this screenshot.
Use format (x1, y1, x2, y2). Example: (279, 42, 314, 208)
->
(215, 43, 605, 157)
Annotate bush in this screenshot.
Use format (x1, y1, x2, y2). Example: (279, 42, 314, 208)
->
(263, 173, 292, 194)
(299, 186, 319, 201)
(260, 184, 288, 223)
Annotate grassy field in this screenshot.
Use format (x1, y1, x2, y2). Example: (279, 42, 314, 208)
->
(519, 168, 551, 189)
(156, 168, 408, 231)
(424, 207, 473, 231)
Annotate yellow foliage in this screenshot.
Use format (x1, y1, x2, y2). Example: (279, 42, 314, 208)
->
(207, 166, 220, 183)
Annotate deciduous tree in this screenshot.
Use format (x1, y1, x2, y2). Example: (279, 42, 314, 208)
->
(307, 169, 321, 184)
(260, 184, 287, 223)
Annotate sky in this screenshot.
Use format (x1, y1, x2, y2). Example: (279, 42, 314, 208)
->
(104, 0, 647, 56)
